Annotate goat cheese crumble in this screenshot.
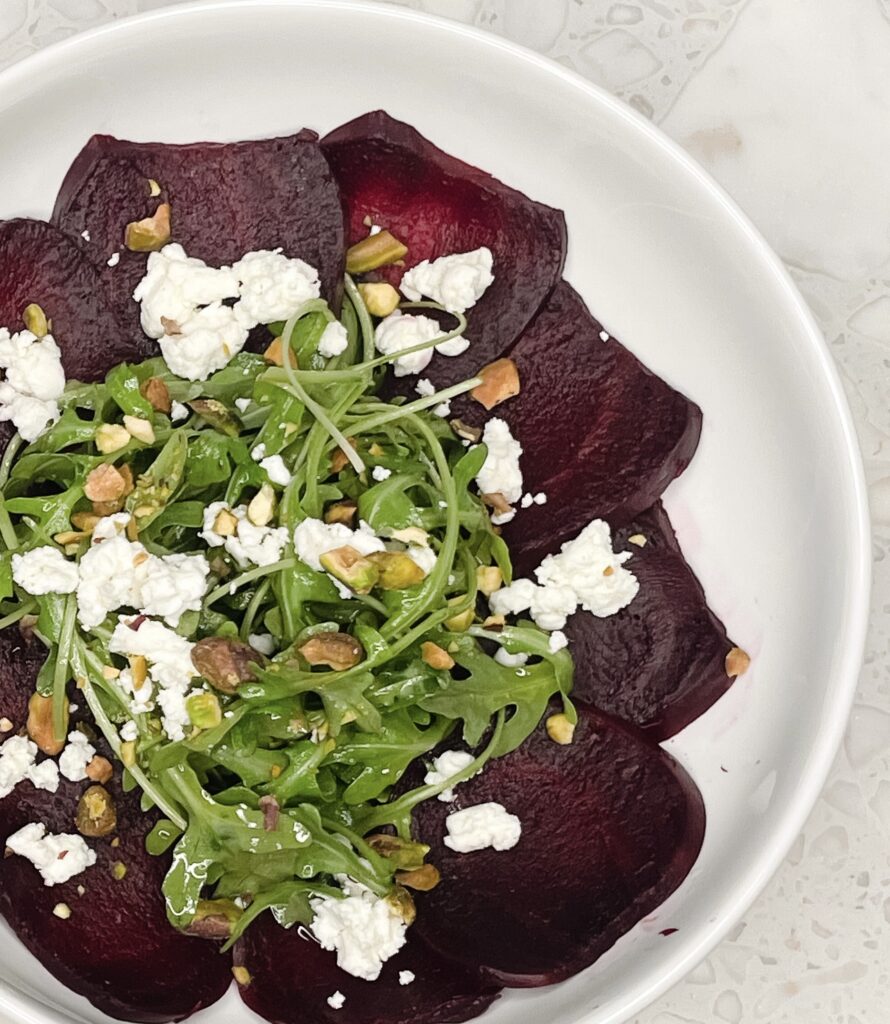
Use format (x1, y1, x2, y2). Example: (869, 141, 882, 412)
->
(293, 518, 385, 573)
(12, 546, 79, 595)
(259, 454, 292, 487)
(6, 822, 96, 886)
(0, 735, 60, 798)
(58, 731, 96, 782)
(424, 749, 476, 802)
(318, 321, 349, 358)
(400, 247, 494, 314)
(200, 503, 289, 568)
(159, 302, 249, 382)
(475, 418, 523, 519)
(232, 250, 320, 327)
(0, 329, 66, 441)
(444, 802, 522, 853)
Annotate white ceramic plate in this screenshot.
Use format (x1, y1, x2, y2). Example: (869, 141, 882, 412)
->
(0, 3, 870, 1023)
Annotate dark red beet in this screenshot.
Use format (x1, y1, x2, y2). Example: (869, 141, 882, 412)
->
(410, 702, 704, 987)
(322, 110, 566, 387)
(463, 281, 701, 574)
(235, 915, 499, 1024)
(0, 629, 232, 1023)
(51, 130, 346, 339)
(565, 504, 735, 740)
(0, 218, 153, 376)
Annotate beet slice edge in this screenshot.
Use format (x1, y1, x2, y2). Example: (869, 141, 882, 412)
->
(410, 701, 705, 987)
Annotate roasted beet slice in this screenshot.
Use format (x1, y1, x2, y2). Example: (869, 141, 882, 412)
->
(0, 629, 232, 1023)
(410, 702, 704, 986)
(463, 280, 701, 573)
(235, 915, 499, 1024)
(322, 110, 566, 386)
(0, 218, 153, 376)
(565, 504, 735, 740)
(52, 129, 346, 338)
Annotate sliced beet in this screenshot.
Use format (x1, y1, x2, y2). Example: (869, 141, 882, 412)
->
(52, 129, 346, 338)
(565, 504, 735, 740)
(463, 280, 701, 573)
(410, 702, 704, 987)
(235, 914, 499, 1024)
(0, 628, 232, 1023)
(0, 218, 153, 376)
(322, 110, 566, 386)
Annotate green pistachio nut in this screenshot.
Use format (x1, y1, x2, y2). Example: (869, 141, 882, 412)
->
(186, 691, 223, 730)
(319, 545, 380, 594)
(367, 551, 425, 591)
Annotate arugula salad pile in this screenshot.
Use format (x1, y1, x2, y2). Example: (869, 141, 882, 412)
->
(0, 272, 575, 948)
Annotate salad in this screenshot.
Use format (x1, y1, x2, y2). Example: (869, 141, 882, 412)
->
(0, 111, 747, 1024)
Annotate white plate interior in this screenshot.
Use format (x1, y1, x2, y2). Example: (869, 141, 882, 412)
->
(0, 3, 870, 1023)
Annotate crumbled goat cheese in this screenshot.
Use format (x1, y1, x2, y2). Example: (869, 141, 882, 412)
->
(235, 397, 252, 413)
(293, 518, 385, 573)
(133, 243, 240, 339)
(406, 544, 437, 576)
(374, 312, 440, 377)
(251, 443, 267, 460)
(80, 229, 91, 242)
(599, 330, 610, 342)
(310, 878, 408, 981)
(489, 519, 638, 630)
(5, 822, 96, 886)
(120, 720, 138, 742)
(399, 971, 415, 986)
(260, 454, 292, 487)
(548, 630, 569, 653)
(233, 250, 321, 327)
(444, 802, 522, 853)
(200, 503, 289, 568)
(109, 617, 199, 741)
(106, 252, 120, 268)
(0, 736, 59, 797)
(400, 248, 494, 314)
(76, 535, 145, 630)
(494, 648, 529, 668)
(424, 749, 476, 802)
(475, 418, 523, 510)
(170, 400, 189, 422)
(138, 553, 209, 626)
(248, 633, 277, 657)
(12, 546, 79, 595)
(371, 466, 392, 482)
(59, 732, 96, 782)
(0, 329, 66, 441)
(159, 302, 249, 382)
(318, 321, 349, 358)
(414, 377, 451, 416)
(327, 992, 346, 1010)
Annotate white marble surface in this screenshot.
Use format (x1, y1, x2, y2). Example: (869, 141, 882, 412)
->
(1, 1, 887, 1022)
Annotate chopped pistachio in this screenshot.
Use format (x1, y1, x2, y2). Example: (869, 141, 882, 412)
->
(27, 692, 65, 756)
(52, 903, 71, 920)
(84, 463, 129, 503)
(147, 178, 162, 198)
(76, 785, 117, 837)
(120, 740, 137, 768)
(388, 526, 429, 547)
(85, 755, 114, 784)
(385, 885, 416, 926)
(345, 230, 408, 274)
(470, 357, 520, 410)
(299, 632, 363, 671)
(191, 637, 262, 694)
(263, 335, 297, 368)
(212, 507, 239, 536)
(71, 511, 101, 533)
(123, 415, 156, 445)
(0, 717, 12, 733)
(232, 966, 252, 987)
(450, 418, 483, 443)
(247, 483, 276, 527)
(366, 833, 430, 870)
(545, 713, 576, 746)
(22, 303, 49, 338)
(95, 423, 131, 454)
(140, 377, 172, 414)
(475, 565, 503, 597)
(725, 646, 751, 678)
(111, 861, 128, 881)
(444, 596, 474, 632)
(627, 533, 647, 547)
(421, 641, 454, 670)
(186, 692, 223, 730)
(366, 551, 425, 591)
(125, 201, 172, 252)
(395, 864, 441, 891)
(320, 545, 379, 594)
(324, 500, 358, 527)
(358, 282, 401, 317)
(188, 398, 243, 437)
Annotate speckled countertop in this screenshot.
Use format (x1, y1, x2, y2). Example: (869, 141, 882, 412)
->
(1, 1, 887, 1021)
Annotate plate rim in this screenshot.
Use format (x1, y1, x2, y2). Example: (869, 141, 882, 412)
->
(0, 2, 872, 1022)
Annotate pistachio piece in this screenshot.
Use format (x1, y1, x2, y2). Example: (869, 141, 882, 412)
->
(75, 785, 117, 837)
(263, 335, 297, 368)
(385, 884, 416, 926)
(444, 596, 474, 632)
(187, 398, 243, 437)
(627, 533, 647, 547)
(470, 357, 520, 410)
(191, 637, 262, 695)
(345, 230, 408, 274)
(185, 898, 242, 939)
(85, 755, 113, 784)
(388, 526, 429, 547)
(367, 551, 425, 591)
(84, 463, 129, 503)
(299, 632, 363, 671)
(232, 966, 252, 987)
(160, 316, 182, 336)
(330, 438, 358, 474)
(111, 861, 128, 880)
(52, 903, 72, 919)
(147, 178, 162, 198)
(186, 692, 223, 730)
(212, 507, 239, 537)
(71, 511, 102, 533)
(725, 646, 751, 678)
(122, 415, 155, 445)
(247, 483, 276, 527)
(95, 423, 131, 454)
(140, 377, 172, 414)
(125, 201, 172, 252)
(22, 303, 49, 338)
(27, 692, 66, 756)
(545, 713, 576, 746)
(52, 530, 89, 547)
(449, 418, 483, 443)
(320, 545, 379, 594)
(120, 740, 137, 767)
(366, 833, 430, 870)
(421, 641, 455, 670)
(476, 565, 503, 597)
(357, 282, 401, 317)
(323, 500, 358, 527)
(395, 864, 441, 891)
(482, 492, 512, 516)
